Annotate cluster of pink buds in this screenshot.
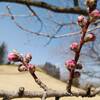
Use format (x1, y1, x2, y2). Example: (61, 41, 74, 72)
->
(8, 50, 35, 72)
(70, 42, 79, 52)
(66, 0, 98, 92)
(84, 33, 96, 43)
(78, 15, 87, 27)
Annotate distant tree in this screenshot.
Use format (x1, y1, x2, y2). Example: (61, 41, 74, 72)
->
(42, 62, 60, 79)
(0, 42, 7, 64)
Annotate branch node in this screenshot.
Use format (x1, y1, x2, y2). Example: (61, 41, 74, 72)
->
(41, 91, 47, 100)
(55, 96, 60, 100)
(18, 87, 25, 97)
(3, 95, 10, 100)
(85, 85, 92, 97)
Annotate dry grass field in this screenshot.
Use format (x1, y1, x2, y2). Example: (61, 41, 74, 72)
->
(0, 65, 100, 100)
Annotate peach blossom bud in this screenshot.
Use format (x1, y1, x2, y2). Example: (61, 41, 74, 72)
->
(86, 0, 97, 12)
(8, 52, 21, 62)
(65, 59, 76, 71)
(89, 9, 100, 22)
(28, 64, 35, 72)
(78, 15, 84, 22)
(74, 71, 80, 78)
(78, 15, 87, 27)
(18, 64, 27, 72)
(24, 53, 32, 63)
(86, 0, 96, 7)
(84, 33, 96, 43)
(70, 42, 79, 52)
(28, 64, 34, 69)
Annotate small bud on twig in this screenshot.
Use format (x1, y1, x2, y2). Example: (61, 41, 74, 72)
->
(89, 9, 100, 23)
(84, 33, 96, 43)
(65, 59, 76, 71)
(70, 42, 79, 52)
(86, 0, 97, 12)
(8, 52, 22, 62)
(77, 15, 87, 28)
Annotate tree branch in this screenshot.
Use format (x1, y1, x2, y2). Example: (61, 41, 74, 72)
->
(0, 0, 88, 15)
(5, 6, 100, 40)
(0, 87, 100, 99)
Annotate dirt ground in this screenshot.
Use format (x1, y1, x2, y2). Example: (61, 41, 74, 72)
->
(0, 65, 100, 100)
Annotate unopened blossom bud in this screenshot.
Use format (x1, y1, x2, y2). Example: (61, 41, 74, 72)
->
(65, 59, 76, 71)
(89, 9, 100, 22)
(74, 71, 80, 78)
(24, 53, 32, 63)
(78, 15, 87, 27)
(84, 33, 96, 43)
(18, 64, 27, 72)
(8, 52, 22, 62)
(70, 42, 79, 52)
(76, 63, 83, 69)
(86, 0, 97, 12)
(28, 64, 36, 72)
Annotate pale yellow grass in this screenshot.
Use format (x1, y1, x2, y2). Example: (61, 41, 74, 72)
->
(0, 65, 99, 100)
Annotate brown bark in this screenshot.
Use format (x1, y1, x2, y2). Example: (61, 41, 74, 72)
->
(0, 87, 100, 99)
(0, 0, 88, 15)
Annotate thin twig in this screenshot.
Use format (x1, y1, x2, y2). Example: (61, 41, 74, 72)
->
(5, 6, 100, 39)
(26, 4, 43, 33)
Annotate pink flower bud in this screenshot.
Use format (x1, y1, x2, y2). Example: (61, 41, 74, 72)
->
(28, 64, 36, 72)
(27, 64, 33, 69)
(24, 53, 32, 63)
(70, 42, 79, 52)
(8, 52, 20, 62)
(74, 71, 80, 78)
(84, 33, 96, 43)
(89, 9, 100, 22)
(65, 59, 76, 71)
(77, 15, 87, 27)
(78, 15, 84, 22)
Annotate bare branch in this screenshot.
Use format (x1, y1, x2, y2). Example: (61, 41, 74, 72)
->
(0, 0, 88, 15)
(55, 25, 100, 38)
(0, 13, 32, 17)
(0, 87, 100, 99)
(41, 92, 47, 100)
(26, 4, 43, 33)
(5, 6, 100, 40)
(29, 71, 49, 91)
(6, 6, 51, 38)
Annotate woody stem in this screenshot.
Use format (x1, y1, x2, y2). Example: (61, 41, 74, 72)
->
(67, 21, 90, 93)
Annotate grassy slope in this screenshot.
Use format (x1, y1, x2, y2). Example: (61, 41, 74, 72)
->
(0, 65, 99, 100)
